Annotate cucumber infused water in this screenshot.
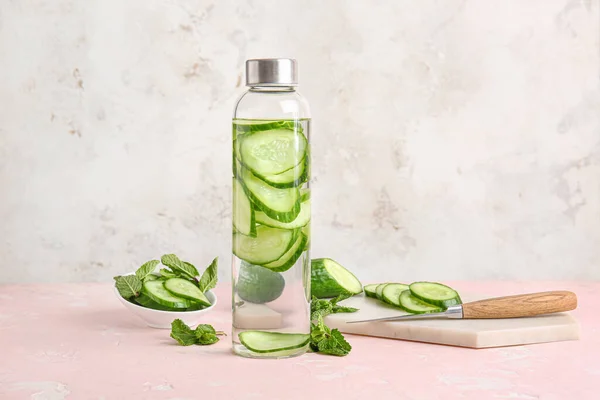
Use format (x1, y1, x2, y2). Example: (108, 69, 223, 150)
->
(232, 59, 311, 358)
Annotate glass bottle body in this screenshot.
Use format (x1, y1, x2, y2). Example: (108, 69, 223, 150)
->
(231, 87, 311, 358)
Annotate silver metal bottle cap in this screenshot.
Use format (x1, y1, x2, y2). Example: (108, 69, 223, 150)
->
(245, 58, 298, 87)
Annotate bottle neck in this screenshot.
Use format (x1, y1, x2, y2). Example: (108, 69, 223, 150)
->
(249, 86, 296, 92)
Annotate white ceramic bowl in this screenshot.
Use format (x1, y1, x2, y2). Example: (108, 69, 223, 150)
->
(114, 274, 218, 329)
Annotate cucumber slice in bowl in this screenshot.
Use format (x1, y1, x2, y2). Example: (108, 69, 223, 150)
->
(399, 290, 443, 314)
(311, 258, 363, 298)
(233, 225, 295, 265)
(238, 331, 310, 353)
(255, 197, 310, 230)
(240, 168, 301, 223)
(381, 283, 410, 307)
(409, 281, 462, 308)
(233, 178, 256, 237)
(142, 280, 191, 309)
(164, 278, 211, 307)
(262, 233, 307, 272)
(135, 294, 177, 311)
(363, 284, 379, 298)
(238, 128, 307, 176)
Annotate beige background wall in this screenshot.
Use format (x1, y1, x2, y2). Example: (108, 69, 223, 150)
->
(1, 0, 598, 283)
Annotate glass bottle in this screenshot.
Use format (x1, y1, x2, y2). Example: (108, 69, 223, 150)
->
(231, 59, 311, 358)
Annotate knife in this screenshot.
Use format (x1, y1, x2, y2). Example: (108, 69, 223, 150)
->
(346, 291, 577, 324)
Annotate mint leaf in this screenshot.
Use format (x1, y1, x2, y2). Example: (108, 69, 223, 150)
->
(197, 257, 218, 293)
(333, 306, 358, 314)
(114, 275, 142, 298)
(170, 319, 197, 346)
(195, 324, 226, 345)
(317, 329, 351, 356)
(161, 254, 198, 278)
(135, 260, 160, 280)
(159, 268, 179, 279)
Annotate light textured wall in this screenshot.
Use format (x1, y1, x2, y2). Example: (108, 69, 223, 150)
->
(0, 0, 598, 283)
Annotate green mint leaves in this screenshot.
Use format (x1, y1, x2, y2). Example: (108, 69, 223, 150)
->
(170, 319, 225, 346)
(310, 315, 352, 356)
(310, 294, 358, 320)
(161, 254, 199, 279)
(197, 257, 218, 293)
(135, 260, 160, 280)
(114, 275, 142, 299)
(309, 294, 357, 356)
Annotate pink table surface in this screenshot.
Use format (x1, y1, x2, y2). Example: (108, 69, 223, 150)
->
(0, 281, 598, 400)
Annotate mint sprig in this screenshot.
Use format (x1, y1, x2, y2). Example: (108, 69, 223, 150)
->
(170, 319, 225, 346)
(311, 294, 358, 320)
(310, 315, 351, 356)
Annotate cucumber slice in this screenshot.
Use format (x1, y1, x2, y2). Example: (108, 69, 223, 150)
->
(363, 284, 379, 298)
(259, 157, 308, 188)
(301, 223, 310, 251)
(382, 283, 410, 307)
(238, 331, 310, 353)
(237, 262, 285, 304)
(238, 128, 307, 176)
(142, 280, 191, 309)
(300, 188, 310, 202)
(241, 168, 300, 223)
(163, 278, 211, 307)
(311, 258, 363, 298)
(262, 233, 307, 272)
(135, 294, 177, 311)
(255, 197, 310, 230)
(233, 225, 295, 265)
(233, 178, 256, 237)
(399, 290, 443, 314)
(409, 282, 462, 308)
(234, 120, 299, 134)
(375, 283, 389, 300)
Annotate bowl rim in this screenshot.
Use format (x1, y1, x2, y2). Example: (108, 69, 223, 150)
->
(114, 271, 217, 314)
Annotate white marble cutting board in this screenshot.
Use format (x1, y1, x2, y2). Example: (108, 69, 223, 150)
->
(324, 293, 580, 348)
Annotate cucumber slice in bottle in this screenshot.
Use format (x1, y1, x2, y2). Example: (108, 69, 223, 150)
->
(163, 278, 211, 307)
(240, 168, 300, 223)
(239, 128, 308, 176)
(311, 258, 363, 298)
(399, 290, 443, 314)
(233, 178, 256, 237)
(300, 188, 310, 202)
(409, 282, 462, 308)
(262, 233, 307, 272)
(237, 262, 285, 304)
(255, 197, 310, 230)
(234, 120, 299, 134)
(238, 331, 310, 353)
(381, 283, 410, 307)
(142, 280, 191, 309)
(233, 225, 295, 265)
(259, 157, 308, 188)
(363, 284, 379, 298)
(375, 283, 390, 300)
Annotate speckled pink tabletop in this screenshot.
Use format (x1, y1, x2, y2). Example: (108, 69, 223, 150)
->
(0, 282, 597, 400)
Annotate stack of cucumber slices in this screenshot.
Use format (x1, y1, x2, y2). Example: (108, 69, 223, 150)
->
(232, 120, 310, 273)
(364, 282, 462, 314)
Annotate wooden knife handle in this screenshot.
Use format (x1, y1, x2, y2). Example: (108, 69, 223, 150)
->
(462, 291, 577, 319)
